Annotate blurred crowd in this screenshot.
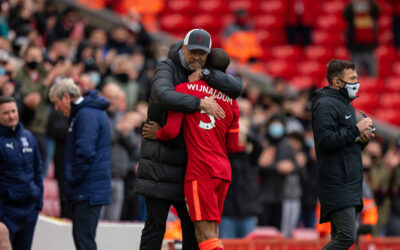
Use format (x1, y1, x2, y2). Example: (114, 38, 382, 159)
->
(1, 0, 400, 241)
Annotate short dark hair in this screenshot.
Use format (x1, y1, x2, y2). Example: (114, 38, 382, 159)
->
(0, 96, 16, 105)
(206, 48, 230, 72)
(326, 59, 357, 86)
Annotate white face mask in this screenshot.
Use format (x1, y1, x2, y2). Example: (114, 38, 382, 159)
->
(345, 82, 360, 98)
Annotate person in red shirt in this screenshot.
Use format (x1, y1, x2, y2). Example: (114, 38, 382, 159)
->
(143, 48, 242, 250)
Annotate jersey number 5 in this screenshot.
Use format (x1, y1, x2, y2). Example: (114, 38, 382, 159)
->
(199, 97, 216, 130)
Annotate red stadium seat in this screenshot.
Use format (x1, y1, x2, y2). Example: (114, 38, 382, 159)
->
(265, 60, 295, 79)
(228, 0, 254, 12)
(296, 60, 325, 82)
(385, 77, 400, 93)
(375, 45, 397, 62)
(256, 30, 286, 46)
(304, 45, 334, 63)
(258, 0, 286, 15)
(312, 30, 345, 47)
(163, 0, 196, 13)
(378, 15, 393, 32)
(270, 45, 302, 62)
(334, 47, 351, 61)
(378, 30, 394, 46)
(393, 61, 400, 76)
(192, 14, 224, 33)
(160, 14, 193, 35)
(316, 15, 346, 31)
(379, 93, 400, 109)
(351, 93, 379, 115)
(198, 0, 228, 15)
(245, 226, 283, 239)
(252, 14, 285, 30)
(289, 76, 315, 90)
(374, 108, 400, 126)
(321, 1, 346, 15)
(358, 77, 385, 94)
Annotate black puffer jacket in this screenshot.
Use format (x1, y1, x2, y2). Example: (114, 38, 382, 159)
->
(311, 87, 366, 223)
(134, 41, 243, 202)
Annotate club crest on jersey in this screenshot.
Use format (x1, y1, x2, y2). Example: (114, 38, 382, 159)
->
(21, 137, 29, 147)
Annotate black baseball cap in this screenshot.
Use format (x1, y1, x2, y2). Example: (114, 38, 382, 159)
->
(183, 29, 212, 53)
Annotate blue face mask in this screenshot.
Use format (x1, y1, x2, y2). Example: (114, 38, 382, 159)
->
(89, 72, 101, 86)
(0, 67, 5, 76)
(305, 138, 314, 148)
(268, 123, 285, 139)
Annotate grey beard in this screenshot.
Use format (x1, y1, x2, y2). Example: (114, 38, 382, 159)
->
(179, 49, 192, 71)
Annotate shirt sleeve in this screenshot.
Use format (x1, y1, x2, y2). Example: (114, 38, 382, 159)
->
(156, 111, 184, 141)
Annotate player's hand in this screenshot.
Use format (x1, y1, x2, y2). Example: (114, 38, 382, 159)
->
(199, 96, 225, 120)
(358, 131, 375, 144)
(356, 118, 373, 133)
(142, 121, 161, 140)
(188, 69, 201, 82)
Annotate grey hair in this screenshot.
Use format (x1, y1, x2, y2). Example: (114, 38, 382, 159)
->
(49, 78, 81, 100)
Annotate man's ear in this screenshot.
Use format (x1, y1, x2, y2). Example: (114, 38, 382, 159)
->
(63, 93, 71, 102)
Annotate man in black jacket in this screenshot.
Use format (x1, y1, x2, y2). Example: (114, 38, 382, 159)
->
(134, 29, 242, 250)
(311, 59, 374, 249)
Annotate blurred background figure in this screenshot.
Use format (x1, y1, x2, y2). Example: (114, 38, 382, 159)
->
(219, 99, 263, 238)
(344, 0, 379, 76)
(223, 8, 252, 38)
(286, 0, 319, 46)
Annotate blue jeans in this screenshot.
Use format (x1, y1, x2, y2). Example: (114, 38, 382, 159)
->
(71, 200, 102, 250)
(219, 216, 258, 238)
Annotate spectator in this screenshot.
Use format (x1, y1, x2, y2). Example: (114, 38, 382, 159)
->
(344, 0, 379, 76)
(384, 138, 400, 236)
(46, 107, 70, 218)
(223, 8, 252, 38)
(134, 29, 242, 250)
(298, 127, 318, 228)
(220, 99, 263, 238)
(17, 44, 50, 163)
(0, 96, 43, 250)
(101, 83, 140, 221)
(258, 113, 298, 234)
(363, 139, 393, 235)
(107, 26, 133, 55)
(391, 0, 400, 48)
(286, 0, 319, 46)
(104, 54, 140, 110)
(49, 79, 111, 250)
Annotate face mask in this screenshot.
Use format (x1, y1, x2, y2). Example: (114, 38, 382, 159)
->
(26, 61, 40, 70)
(0, 67, 5, 76)
(305, 138, 314, 148)
(89, 72, 101, 86)
(268, 123, 285, 139)
(339, 79, 360, 98)
(114, 73, 129, 83)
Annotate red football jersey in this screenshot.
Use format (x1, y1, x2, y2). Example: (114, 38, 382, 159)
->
(156, 80, 240, 181)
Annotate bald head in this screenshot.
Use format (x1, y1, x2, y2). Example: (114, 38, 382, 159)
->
(102, 83, 121, 112)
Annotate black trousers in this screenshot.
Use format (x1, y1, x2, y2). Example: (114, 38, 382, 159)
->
(71, 200, 102, 250)
(140, 197, 198, 250)
(323, 206, 357, 250)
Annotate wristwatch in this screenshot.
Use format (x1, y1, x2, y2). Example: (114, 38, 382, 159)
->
(201, 68, 210, 79)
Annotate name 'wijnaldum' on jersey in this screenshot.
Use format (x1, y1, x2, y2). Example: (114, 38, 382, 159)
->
(187, 83, 233, 104)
